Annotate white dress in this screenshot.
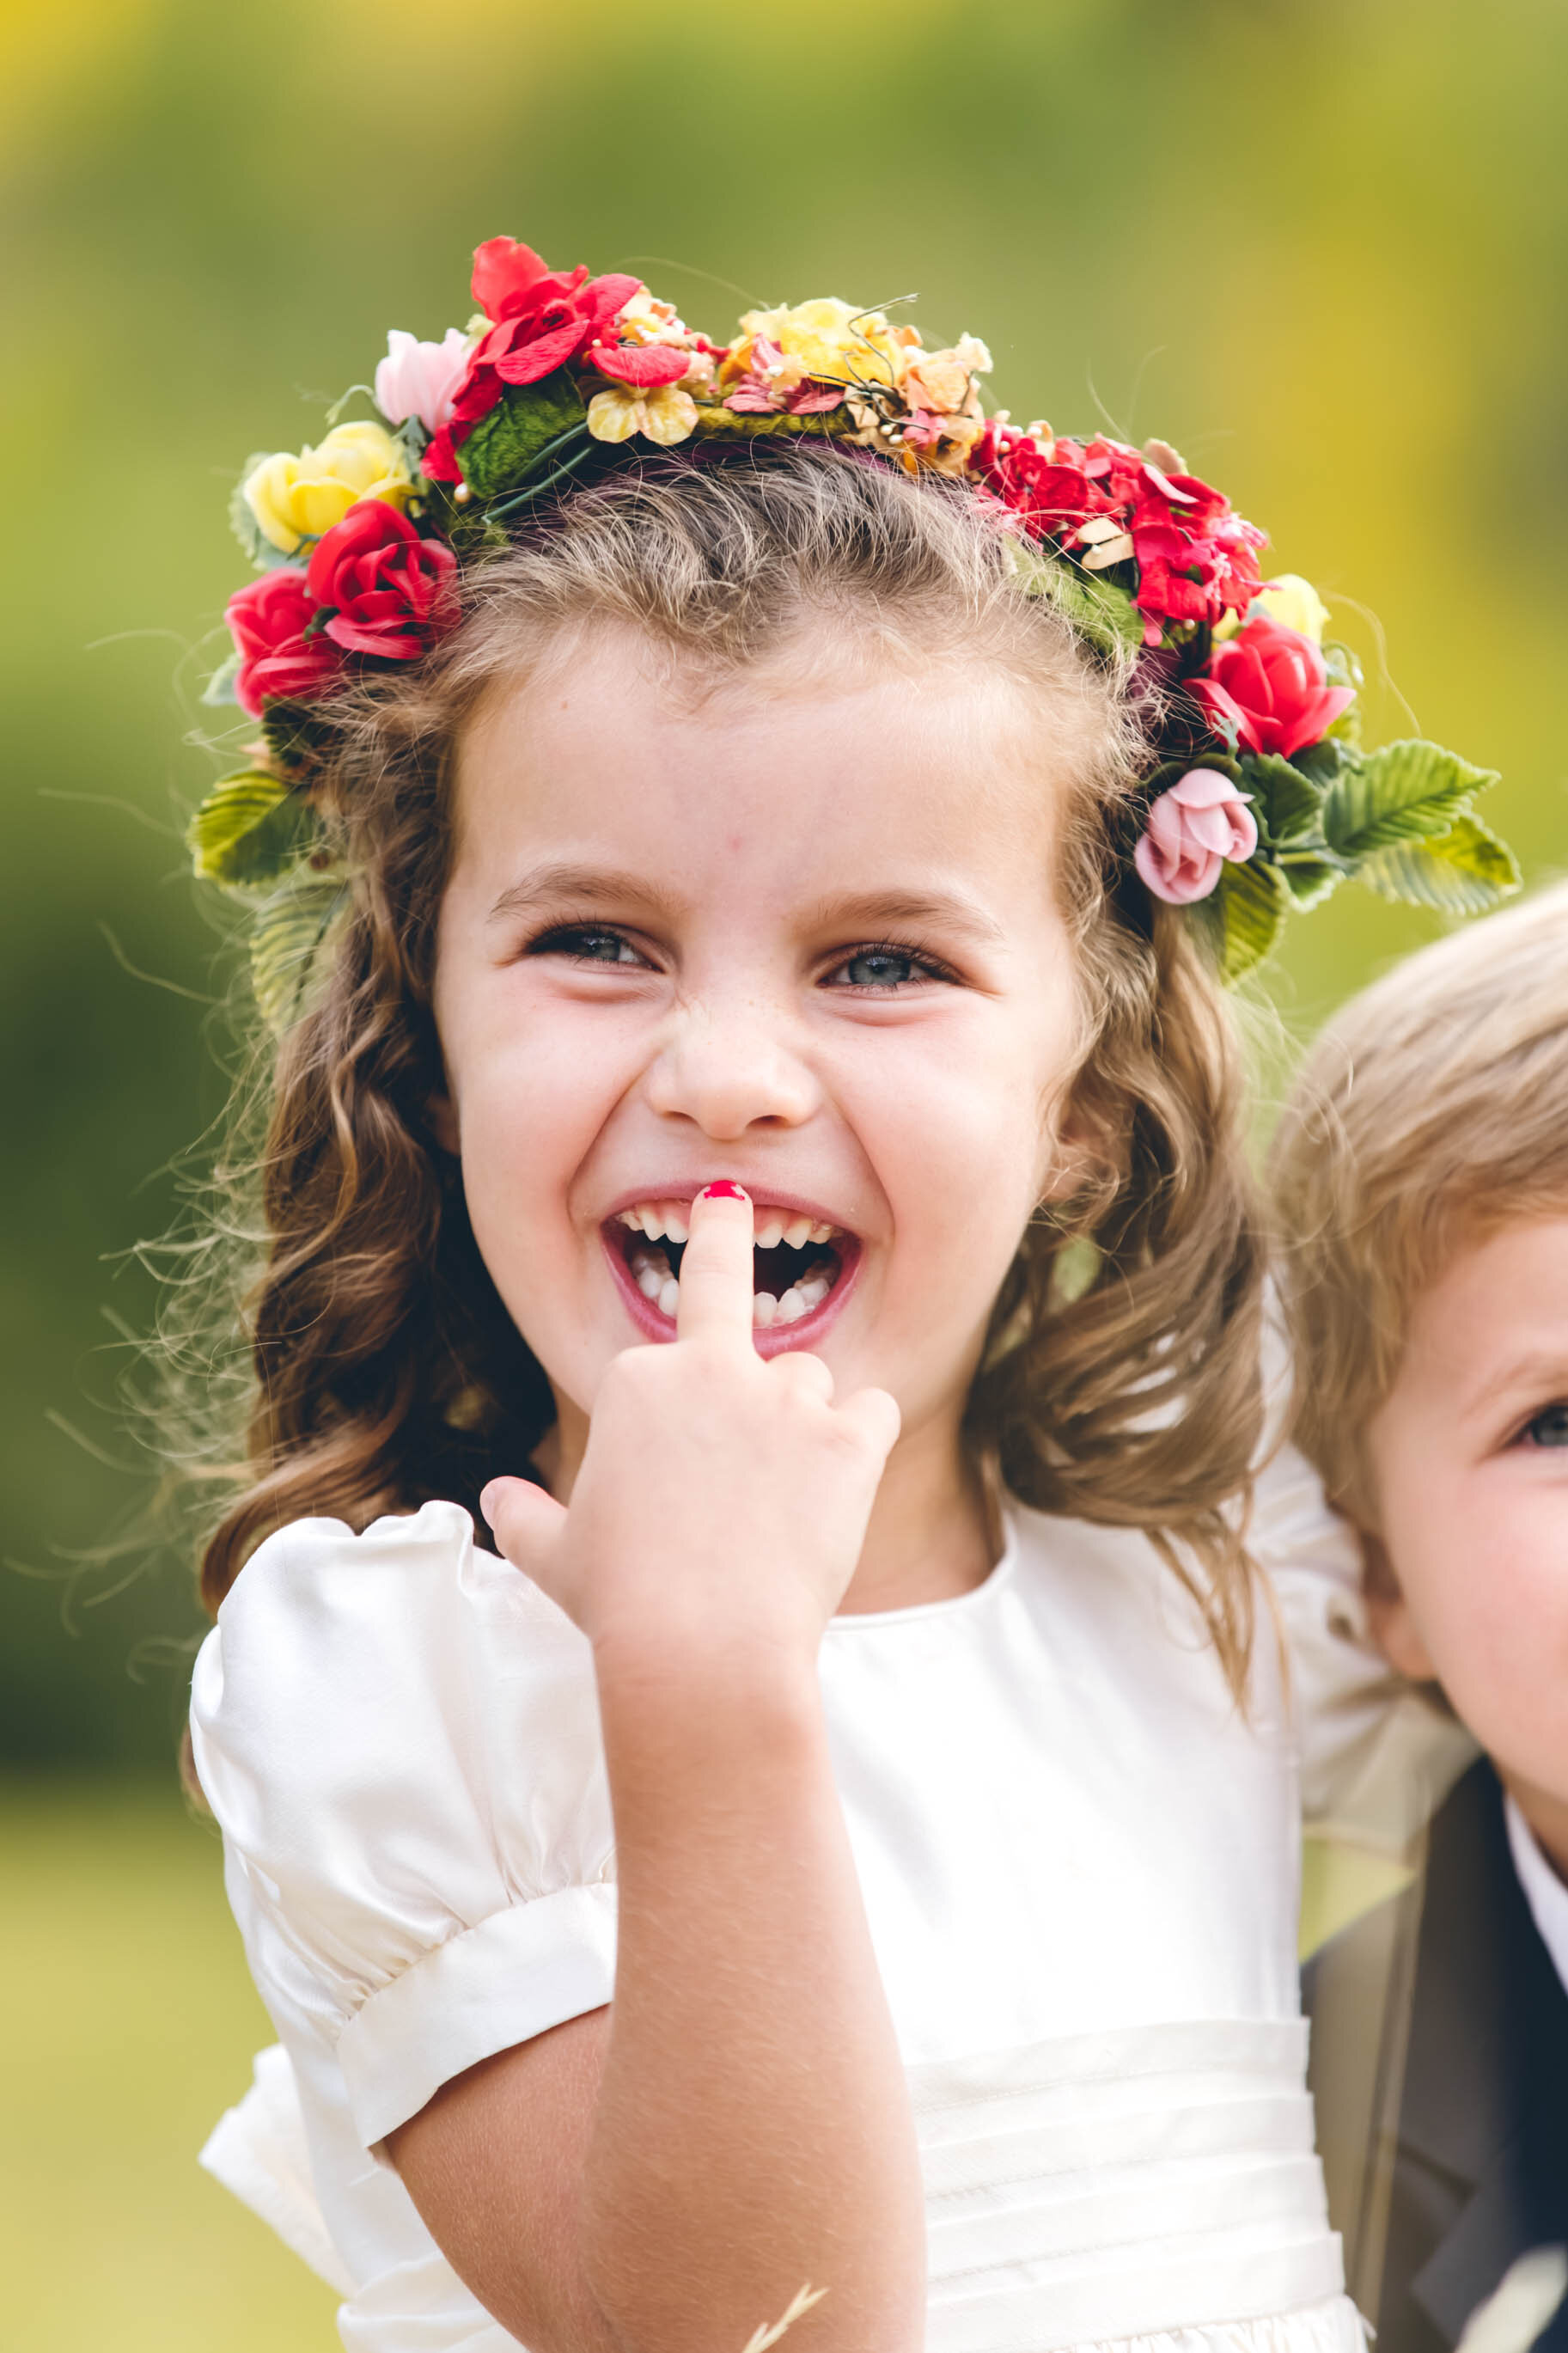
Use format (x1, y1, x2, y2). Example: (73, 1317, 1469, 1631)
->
(188, 1441, 1406, 2353)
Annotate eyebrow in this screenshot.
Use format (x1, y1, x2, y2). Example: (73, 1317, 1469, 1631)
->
(797, 888, 1008, 948)
(1461, 1345, 1568, 1418)
(488, 868, 1009, 946)
(487, 864, 683, 926)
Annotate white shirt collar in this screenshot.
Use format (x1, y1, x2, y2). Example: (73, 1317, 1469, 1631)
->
(1504, 1789, 1568, 1998)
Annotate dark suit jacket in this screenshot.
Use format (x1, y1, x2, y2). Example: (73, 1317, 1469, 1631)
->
(1306, 1760, 1568, 2353)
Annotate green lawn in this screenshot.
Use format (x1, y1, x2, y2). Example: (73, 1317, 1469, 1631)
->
(2, 1779, 340, 2350)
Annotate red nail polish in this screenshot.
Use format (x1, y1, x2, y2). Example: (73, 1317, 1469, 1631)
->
(699, 1180, 748, 1201)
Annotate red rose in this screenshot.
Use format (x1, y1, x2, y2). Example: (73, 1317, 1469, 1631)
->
(422, 238, 640, 483)
(224, 568, 343, 717)
(305, 499, 459, 661)
(1189, 616, 1356, 760)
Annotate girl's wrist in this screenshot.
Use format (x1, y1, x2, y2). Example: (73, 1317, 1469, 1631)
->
(591, 1612, 825, 1730)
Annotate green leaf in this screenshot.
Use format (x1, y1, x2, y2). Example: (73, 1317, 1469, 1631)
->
(1323, 738, 1499, 858)
(200, 648, 243, 708)
(456, 371, 588, 501)
(1357, 813, 1522, 914)
(186, 772, 320, 888)
(1240, 751, 1324, 848)
(1290, 737, 1345, 789)
(1194, 856, 1290, 982)
(260, 699, 336, 777)
(1278, 857, 1343, 911)
(1021, 554, 1144, 656)
(250, 877, 348, 1034)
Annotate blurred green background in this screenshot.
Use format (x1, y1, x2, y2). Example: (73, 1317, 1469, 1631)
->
(3, 0, 1564, 2342)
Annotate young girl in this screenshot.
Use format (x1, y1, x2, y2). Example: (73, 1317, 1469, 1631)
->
(181, 237, 1513, 2353)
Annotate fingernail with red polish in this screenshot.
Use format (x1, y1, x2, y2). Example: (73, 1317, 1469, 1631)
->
(699, 1180, 749, 1201)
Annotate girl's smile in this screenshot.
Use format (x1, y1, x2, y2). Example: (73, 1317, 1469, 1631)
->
(603, 1189, 863, 1351)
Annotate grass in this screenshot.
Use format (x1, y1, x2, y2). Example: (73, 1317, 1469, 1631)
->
(1, 1776, 339, 2350)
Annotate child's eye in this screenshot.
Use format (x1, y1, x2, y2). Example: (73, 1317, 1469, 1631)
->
(528, 925, 650, 969)
(1519, 1402, 1568, 1449)
(822, 943, 955, 992)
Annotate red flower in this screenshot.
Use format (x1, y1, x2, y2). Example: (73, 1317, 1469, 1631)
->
(588, 341, 692, 388)
(306, 499, 459, 661)
(1189, 617, 1356, 760)
(224, 568, 343, 717)
(422, 238, 640, 483)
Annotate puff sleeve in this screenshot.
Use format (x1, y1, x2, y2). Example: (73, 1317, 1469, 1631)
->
(190, 1500, 618, 2154)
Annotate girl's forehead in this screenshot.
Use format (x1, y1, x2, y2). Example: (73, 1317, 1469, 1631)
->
(454, 631, 1064, 886)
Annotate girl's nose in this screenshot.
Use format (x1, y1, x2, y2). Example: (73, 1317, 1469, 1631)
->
(644, 999, 821, 1139)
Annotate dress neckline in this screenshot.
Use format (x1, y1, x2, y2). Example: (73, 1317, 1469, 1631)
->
(825, 1508, 1021, 1633)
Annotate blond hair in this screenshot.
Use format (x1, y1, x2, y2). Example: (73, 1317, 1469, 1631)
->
(1267, 880, 1568, 1522)
(181, 442, 1266, 1696)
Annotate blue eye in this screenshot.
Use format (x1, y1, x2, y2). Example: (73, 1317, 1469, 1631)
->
(844, 950, 919, 987)
(533, 926, 646, 967)
(1522, 1403, 1568, 1448)
(827, 943, 950, 991)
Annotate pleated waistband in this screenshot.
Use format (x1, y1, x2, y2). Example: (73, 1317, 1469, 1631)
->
(907, 2020, 1345, 2353)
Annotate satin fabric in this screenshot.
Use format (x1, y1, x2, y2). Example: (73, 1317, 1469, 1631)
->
(192, 1445, 1399, 2353)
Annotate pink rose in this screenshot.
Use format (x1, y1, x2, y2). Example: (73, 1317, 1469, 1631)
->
(1133, 767, 1259, 905)
(224, 568, 343, 716)
(1188, 617, 1355, 760)
(374, 328, 473, 433)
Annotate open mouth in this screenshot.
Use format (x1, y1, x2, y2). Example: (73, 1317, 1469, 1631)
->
(605, 1199, 856, 1334)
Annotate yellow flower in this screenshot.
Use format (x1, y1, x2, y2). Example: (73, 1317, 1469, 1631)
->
(615, 287, 689, 345)
(241, 421, 412, 555)
(735, 296, 906, 391)
(586, 382, 699, 446)
(1216, 571, 1331, 645)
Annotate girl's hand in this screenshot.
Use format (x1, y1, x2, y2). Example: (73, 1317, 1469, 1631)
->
(481, 1183, 900, 1675)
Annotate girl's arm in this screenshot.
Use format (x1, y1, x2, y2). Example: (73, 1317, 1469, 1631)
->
(387, 1188, 927, 2353)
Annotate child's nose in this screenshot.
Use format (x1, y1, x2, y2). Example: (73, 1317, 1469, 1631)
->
(644, 999, 821, 1138)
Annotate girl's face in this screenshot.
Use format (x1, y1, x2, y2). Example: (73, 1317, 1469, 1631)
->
(433, 625, 1087, 1462)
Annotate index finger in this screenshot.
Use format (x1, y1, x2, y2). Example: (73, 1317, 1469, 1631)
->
(675, 1182, 756, 1348)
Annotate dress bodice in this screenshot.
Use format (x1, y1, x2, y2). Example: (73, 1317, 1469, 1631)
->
(191, 1458, 1394, 2353)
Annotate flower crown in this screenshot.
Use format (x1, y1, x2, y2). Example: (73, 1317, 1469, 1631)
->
(191, 234, 1518, 1028)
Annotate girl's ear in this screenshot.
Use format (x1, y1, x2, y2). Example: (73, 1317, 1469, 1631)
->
(1357, 1529, 1438, 1682)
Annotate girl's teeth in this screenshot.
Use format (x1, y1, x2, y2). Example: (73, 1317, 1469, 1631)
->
(752, 1293, 778, 1329)
(661, 1203, 690, 1244)
(775, 1287, 808, 1323)
(753, 1214, 785, 1250)
(782, 1215, 813, 1249)
(642, 1209, 667, 1242)
(796, 1275, 830, 1310)
(808, 1221, 833, 1244)
(636, 1262, 664, 1301)
(657, 1277, 680, 1318)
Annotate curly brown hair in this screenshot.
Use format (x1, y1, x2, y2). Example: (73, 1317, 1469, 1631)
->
(184, 442, 1265, 1697)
